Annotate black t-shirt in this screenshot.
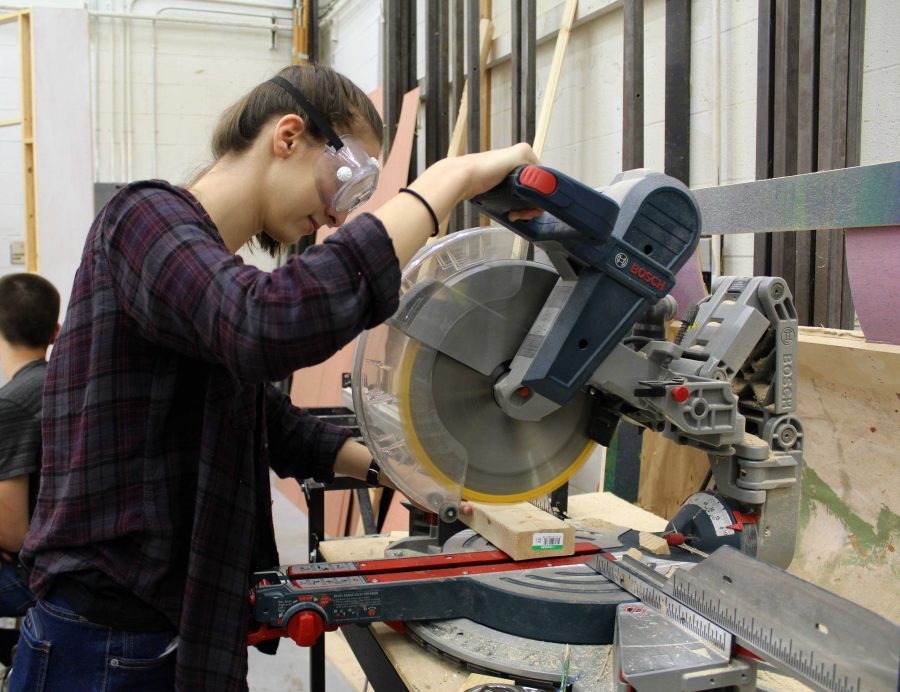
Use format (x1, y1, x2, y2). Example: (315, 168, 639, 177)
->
(0, 359, 46, 515)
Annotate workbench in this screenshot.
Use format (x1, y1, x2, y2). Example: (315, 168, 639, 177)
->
(316, 492, 811, 691)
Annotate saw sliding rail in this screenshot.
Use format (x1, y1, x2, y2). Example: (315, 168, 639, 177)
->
(248, 542, 606, 648)
(590, 546, 900, 692)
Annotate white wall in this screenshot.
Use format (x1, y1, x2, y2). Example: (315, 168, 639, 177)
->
(860, 1, 900, 166)
(319, 0, 381, 95)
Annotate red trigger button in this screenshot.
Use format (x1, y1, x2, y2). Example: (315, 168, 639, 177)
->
(519, 165, 558, 195)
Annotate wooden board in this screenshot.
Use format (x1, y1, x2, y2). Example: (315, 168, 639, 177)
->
(566, 491, 668, 533)
(532, 0, 578, 158)
(790, 327, 900, 621)
(634, 327, 900, 621)
(459, 500, 575, 560)
(636, 431, 709, 520)
(459, 673, 513, 690)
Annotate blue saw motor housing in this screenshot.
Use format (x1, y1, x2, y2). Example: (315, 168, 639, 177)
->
(471, 166, 701, 406)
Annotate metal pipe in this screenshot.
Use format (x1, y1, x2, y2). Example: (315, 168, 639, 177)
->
(88, 10, 292, 32)
(129, 0, 292, 14)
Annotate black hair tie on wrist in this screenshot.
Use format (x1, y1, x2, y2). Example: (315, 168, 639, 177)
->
(398, 187, 440, 237)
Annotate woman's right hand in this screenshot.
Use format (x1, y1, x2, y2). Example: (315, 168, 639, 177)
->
(456, 142, 540, 200)
(376, 142, 544, 267)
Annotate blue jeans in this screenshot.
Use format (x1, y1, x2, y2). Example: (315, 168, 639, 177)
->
(8, 595, 177, 691)
(0, 560, 33, 617)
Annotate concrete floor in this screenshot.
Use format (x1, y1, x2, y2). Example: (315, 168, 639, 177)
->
(247, 477, 363, 692)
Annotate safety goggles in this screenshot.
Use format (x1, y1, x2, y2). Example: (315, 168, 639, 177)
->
(270, 76, 380, 219)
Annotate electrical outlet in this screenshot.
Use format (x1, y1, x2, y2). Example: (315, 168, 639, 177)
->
(10, 241, 25, 265)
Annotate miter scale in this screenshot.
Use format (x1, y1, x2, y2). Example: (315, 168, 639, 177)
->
(250, 166, 899, 689)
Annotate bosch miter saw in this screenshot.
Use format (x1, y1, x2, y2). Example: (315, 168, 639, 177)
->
(251, 167, 899, 691)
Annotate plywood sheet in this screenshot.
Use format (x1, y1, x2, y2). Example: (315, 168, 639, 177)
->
(669, 248, 707, 321)
(845, 225, 900, 345)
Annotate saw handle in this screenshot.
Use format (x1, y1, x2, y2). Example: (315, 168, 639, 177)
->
(471, 164, 620, 245)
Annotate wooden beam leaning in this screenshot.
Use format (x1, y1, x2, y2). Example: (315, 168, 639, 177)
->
(532, 0, 577, 158)
(479, 0, 492, 155)
(465, 0, 482, 228)
(622, 0, 644, 170)
(663, 0, 690, 186)
(754, 0, 776, 277)
(460, 501, 576, 560)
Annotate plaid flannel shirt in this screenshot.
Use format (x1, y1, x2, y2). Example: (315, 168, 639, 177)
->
(21, 181, 401, 690)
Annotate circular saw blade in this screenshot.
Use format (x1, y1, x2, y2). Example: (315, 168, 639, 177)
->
(400, 342, 595, 502)
(353, 227, 595, 511)
(395, 261, 595, 503)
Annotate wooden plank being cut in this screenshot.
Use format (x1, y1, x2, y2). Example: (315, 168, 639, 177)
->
(460, 501, 575, 560)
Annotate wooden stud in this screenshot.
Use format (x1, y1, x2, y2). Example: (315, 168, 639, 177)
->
(622, 0, 644, 171)
(478, 0, 491, 154)
(459, 501, 576, 561)
(19, 11, 37, 273)
(532, 0, 578, 158)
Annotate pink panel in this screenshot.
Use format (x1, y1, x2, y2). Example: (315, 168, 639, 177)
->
(291, 88, 421, 408)
(669, 249, 708, 321)
(845, 226, 900, 345)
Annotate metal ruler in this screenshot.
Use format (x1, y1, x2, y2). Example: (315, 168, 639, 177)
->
(590, 546, 900, 692)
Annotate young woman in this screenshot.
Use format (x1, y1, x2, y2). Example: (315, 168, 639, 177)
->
(10, 64, 538, 691)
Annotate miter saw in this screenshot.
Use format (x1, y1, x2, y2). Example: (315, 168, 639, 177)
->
(250, 167, 900, 691)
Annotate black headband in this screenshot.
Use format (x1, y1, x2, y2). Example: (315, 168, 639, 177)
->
(269, 76, 344, 151)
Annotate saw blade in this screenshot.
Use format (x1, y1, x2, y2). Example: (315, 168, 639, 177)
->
(400, 343, 595, 501)
(354, 227, 596, 511)
(395, 259, 595, 502)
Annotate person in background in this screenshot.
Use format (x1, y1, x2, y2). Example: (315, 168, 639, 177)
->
(0, 273, 59, 617)
(12, 63, 539, 691)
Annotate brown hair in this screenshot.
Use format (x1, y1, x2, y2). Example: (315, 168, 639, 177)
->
(0, 273, 60, 348)
(211, 65, 383, 256)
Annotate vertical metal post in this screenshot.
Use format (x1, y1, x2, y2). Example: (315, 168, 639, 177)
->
(307, 0, 318, 63)
(622, 0, 644, 171)
(304, 481, 326, 692)
(771, 0, 799, 288)
(464, 0, 481, 228)
(754, 0, 776, 277)
(664, 0, 690, 185)
(425, 0, 450, 167)
(511, 0, 522, 142)
(521, 0, 536, 145)
(794, 0, 820, 322)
